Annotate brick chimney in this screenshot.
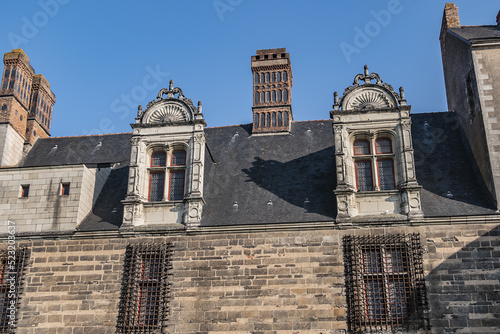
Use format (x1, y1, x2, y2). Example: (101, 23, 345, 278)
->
(443, 3, 460, 28)
(496, 10, 500, 25)
(251, 48, 293, 134)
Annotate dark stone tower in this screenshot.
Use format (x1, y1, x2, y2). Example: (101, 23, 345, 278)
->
(251, 48, 293, 134)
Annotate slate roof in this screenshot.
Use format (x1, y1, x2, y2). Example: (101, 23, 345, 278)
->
(201, 120, 337, 226)
(411, 112, 496, 217)
(17, 112, 497, 231)
(449, 25, 500, 42)
(20, 132, 132, 167)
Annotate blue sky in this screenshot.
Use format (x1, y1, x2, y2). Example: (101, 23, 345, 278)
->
(0, 0, 498, 137)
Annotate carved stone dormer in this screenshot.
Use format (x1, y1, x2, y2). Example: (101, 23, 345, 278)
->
(331, 66, 422, 224)
(121, 80, 206, 231)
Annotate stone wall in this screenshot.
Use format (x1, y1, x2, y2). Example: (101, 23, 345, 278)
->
(5, 221, 500, 333)
(0, 165, 104, 233)
(0, 123, 24, 167)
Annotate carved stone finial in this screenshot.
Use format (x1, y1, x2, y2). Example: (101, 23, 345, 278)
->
(169, 80, 174, 91)
(137, 105, 143, 118)
(197, 101, 202, 113)
(334, 92, 339, 105)
(399, 87, 407, 106)
(364, 65, 369, 78)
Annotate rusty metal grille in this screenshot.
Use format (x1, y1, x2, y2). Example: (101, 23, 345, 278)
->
(0, 248, 29, 333)
(343, 234, 429, 333)
(117, 243, 172, 334)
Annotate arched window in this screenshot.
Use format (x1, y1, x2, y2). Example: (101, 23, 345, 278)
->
(277, 90, 282, 102)
(272, 91, 276, 102)
(284, 111, 289, 126)
(283, 89, 288, 103)
(254, 73, 259, 84)
(353, 137, 395, 191)
(277, 112, 282, 126)
(266, 113, 271, 128)
(266, 91, 270, 103)
(260, 92, 265, 103)
(272, 113, 276, 127)
(261, 73, 265, 83)
(265, 72, 270, 83)
(277, 72, 281, 82)
(255, 91, 260, 104)
(283, 71, 288, 82)
(261, 113, 266, 128)
(254, 114, 260, 129)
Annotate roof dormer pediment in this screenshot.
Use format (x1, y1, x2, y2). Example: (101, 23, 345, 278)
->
(332, 65, 407, 113)
(136, 80, 204, 126)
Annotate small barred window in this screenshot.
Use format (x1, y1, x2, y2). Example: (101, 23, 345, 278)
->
(0, 248, 29, 332)
(117, 243, 172, 334)
(343, 234, 429, 333)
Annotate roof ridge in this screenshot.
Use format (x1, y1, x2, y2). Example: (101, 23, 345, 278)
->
(48, 132, 132, 139)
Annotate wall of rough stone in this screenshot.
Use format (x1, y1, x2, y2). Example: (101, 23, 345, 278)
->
(6, 222, 500, 334)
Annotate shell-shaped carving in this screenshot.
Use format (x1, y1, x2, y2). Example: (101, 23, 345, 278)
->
(148, 104, 188, 124)
(346, 90, 394, 110)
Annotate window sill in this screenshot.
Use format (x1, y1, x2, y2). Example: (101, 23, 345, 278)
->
(143, 200, 184, 207)
(355, 189, 399, 197)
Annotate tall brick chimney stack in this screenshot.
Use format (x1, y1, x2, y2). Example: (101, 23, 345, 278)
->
(496, 10, 500, 25)
(251, 48, 293, 135)
(440, 3, 461, 54)
(443, 3, 460, 28)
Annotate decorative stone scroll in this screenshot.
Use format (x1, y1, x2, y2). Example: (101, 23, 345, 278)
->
(332, 65, 407, 112)
(139, 80, 204, 125)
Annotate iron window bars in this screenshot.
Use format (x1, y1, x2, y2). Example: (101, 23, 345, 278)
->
(117, 243, 172, 334)
(0, 248, 29, 333)
(343, 234, 429, 333)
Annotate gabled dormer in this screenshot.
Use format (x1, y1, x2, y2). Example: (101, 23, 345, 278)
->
(121, 80, 206, 231)
(331, 66, 422, 223)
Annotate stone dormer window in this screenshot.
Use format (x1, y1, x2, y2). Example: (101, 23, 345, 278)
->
(331, 66, 422, 222)
(122, 80, 207, 230)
